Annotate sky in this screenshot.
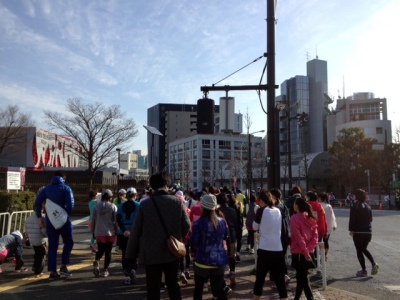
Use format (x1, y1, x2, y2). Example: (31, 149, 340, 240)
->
(1, 0, 399, 155)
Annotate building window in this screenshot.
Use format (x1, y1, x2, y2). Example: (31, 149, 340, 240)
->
(219, 150, 231, 160)
(376, 127, 383, 134)
(202, 150, 210, 159)
(218, 140, 231, 149)
(202, 139, 210, 148)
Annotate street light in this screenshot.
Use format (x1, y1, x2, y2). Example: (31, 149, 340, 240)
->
(116, 148, 121, 186)
(365, 169, 371, 196)
(116, 148, 121, 175)
(240, 130, 265, 193)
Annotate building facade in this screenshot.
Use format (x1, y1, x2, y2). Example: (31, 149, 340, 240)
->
(0, 127, 84, 169)
(168, 133, 265, 190)
(326, 92, 392, 146)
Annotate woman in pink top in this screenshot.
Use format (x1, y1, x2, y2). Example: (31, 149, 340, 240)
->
(290, 197, 319, 300)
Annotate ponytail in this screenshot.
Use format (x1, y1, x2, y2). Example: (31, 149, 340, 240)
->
(295, 197, 317, 221)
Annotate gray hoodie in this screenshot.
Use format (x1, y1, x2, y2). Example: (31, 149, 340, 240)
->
(91, 201, 118, 237)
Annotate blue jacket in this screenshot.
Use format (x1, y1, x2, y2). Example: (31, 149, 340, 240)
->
(116, 199, 140, 235)
(190, 216, 229, 267)
(34, 176, 75, 219)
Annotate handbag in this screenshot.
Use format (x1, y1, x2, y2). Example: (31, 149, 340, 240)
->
(45, 199, 68, 229)
(151, 196, 186, 258)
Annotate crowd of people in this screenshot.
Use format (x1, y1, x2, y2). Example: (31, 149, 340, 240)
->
(0, 170, 380, 300)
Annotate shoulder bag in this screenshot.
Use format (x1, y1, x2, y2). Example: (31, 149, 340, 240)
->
(151, 196, 186, 258)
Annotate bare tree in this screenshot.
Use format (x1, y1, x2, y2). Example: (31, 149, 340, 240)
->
(182, 152, 192, 189)
(201, 168, 210, 188)
(394, 125, 400, 144)
(0, 105, 33, 159)
(299, 152, 312, 192)
(43, 98, 138, 188)
(253, 150, 267, 190)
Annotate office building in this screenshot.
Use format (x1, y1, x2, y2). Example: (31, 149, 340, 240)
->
(168, 133, 265, 190)
(326, 92, 392, 146)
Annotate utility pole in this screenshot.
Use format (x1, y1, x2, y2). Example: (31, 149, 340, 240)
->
(267, 0, 279, 189)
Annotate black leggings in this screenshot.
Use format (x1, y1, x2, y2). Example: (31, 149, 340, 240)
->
(291, 254, 313, 300)
(353, 233, 374, 270)
(96, 242, 113, 270)
(323, 234, 330, 250)
(247, 229, 255, 249)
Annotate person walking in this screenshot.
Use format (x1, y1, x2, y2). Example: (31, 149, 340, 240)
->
(34, 170, 74, 280)
(117, 187, 140, 284)
(318, 192, 337, 261)
(290, 197, 319, 300)
(245, 193, 259, 254)
(270, 188, 291, 284)
(114, 189, 127, 208)
(91, 189, 118, 278)
(216, 192, 238, 289)
(227, 192, 243, 262)
(125, 173, 191, 300)
(25, 204, 48, 277)
(349, 188, 379, 276)
(306, 190, 327, 241)
(286, 186, 302, 216)
(252, 189, 288, 300)
(88, 190, 100, 253)
(190, 193, 230, 300)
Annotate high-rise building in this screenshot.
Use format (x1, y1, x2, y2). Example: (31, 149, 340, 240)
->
(307, 58, 328, 153)
(147, 97, 243, 185)
(132, 150, 148, 169)
(278, 58, 328, 159)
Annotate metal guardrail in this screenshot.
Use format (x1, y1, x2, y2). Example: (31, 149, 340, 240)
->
(0, 210, 34, 236)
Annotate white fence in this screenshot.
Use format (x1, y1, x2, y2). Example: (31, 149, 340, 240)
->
(0, 210, 34, 237)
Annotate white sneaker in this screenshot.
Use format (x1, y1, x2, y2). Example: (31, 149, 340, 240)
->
(124, 276, 131, 285)
(93, 261, 100, 278)
(249, 248, 255, 254)
(284, 274, 290, 284)
(130, 269, 137, 284)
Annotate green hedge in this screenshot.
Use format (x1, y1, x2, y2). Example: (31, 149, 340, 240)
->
(0, 191, 36, 213)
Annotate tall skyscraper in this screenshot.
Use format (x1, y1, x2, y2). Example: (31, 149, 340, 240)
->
(278, 58, 328, 159)
(307, 58, 328, 152)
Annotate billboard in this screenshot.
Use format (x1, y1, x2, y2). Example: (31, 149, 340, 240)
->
(32, 129, 81, 168)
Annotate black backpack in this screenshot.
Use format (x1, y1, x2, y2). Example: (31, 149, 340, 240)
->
(277, 203, 291, 249)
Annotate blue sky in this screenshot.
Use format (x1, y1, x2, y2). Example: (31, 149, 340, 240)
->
(1, 0, 399, 154)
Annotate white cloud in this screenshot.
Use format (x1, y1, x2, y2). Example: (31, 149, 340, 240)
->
(0, 0, 399, 153)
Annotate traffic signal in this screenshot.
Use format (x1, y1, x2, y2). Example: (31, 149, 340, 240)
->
(265, 156, 270, 165)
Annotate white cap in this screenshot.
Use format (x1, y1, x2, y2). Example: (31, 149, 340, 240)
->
(127, 187, 137, 195)
(118, 189, 127, 195)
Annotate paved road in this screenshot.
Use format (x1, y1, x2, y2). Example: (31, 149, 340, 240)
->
(321, 208, 400, 300)
(0, 209, 399, 299)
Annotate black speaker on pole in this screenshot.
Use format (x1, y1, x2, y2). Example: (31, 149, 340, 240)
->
(197, 98, 215, 134)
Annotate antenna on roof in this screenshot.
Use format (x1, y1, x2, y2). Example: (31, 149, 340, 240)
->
(315, 45, 318, 59)
(306, 51, 310, 61)
(343, 75, 345, 99)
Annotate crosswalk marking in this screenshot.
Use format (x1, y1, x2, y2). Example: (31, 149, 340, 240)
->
(384, 286, 400, 292)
